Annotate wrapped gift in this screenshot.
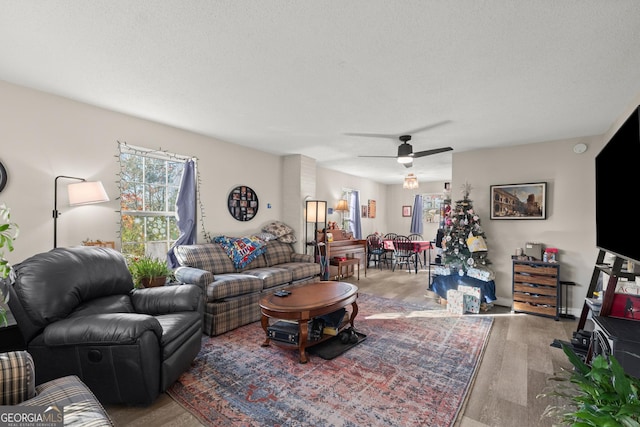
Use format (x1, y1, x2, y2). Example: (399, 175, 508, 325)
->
(435, 265, 451, 276)
(458, 285, 481, 314)
(467, 267, 494, 282)
(446, 289, 464, 314)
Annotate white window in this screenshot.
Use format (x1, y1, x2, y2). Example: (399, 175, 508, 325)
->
(118, 144, 189, 259)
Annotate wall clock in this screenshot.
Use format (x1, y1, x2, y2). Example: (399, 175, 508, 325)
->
(0, 161, 7, 193)
(227, 185, 259, 221)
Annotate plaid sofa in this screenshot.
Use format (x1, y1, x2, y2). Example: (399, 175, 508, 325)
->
(174, 240, 320, 336)
(0, 351, 114, 426)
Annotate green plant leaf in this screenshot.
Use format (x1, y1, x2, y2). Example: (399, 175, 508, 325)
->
(563, 343, 590, 375)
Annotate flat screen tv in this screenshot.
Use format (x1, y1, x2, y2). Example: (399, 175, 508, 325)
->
(595, 105, 640, 265)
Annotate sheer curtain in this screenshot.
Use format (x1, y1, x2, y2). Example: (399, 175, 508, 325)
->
(167, 159, 197, 268)
(349, 191, 362, 239)
(410, 194, 423, 235)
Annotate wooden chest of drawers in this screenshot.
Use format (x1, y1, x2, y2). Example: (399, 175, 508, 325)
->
(512, 259, 560, 320)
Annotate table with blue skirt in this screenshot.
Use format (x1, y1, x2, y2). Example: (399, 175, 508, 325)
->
(431, 274, 497, 304)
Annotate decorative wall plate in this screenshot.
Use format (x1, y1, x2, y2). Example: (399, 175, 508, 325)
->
(227, 185, 259, 221)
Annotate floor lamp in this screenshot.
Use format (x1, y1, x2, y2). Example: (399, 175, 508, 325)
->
(53, 175, 110, 248)
(304, 200, 327, 252)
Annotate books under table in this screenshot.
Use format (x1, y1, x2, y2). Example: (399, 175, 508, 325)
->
(318, 307, 348, 336)
(268, 308, 348, 344)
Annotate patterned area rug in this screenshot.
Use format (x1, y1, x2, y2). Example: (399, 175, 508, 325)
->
(167, 293, 493, 427)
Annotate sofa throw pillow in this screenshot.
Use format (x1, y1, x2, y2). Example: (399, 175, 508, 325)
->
(253, 231, 277, 242)
(278, 233, 297, 243)
(213, 235, 267, 269)
(173, 243, 236, 274)
(264, 240, 293, 266)
(262, 221, 294, 238)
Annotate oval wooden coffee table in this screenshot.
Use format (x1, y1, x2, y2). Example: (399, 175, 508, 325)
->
(260, 281, 358, 363)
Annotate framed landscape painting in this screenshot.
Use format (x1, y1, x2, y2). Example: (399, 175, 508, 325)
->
(490, 182, 547, 220)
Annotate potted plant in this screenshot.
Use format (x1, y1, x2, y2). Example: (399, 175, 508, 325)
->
(1, 203, 19, 326)
(538, 343, 640, 426)
(128, 256, 172, 288)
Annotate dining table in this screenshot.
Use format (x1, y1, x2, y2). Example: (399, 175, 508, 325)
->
(383, 239, 434, 274)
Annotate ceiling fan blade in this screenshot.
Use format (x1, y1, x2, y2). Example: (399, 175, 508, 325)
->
(344, 132, 396, 139)
(402, 120, 452, 136)
(357, 155, 398, 158)
(411, 147, 453, 158)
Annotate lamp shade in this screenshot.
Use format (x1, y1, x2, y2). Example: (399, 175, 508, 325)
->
(403, 173, 419, 190)
(305, 200, 326, 223)
(67, 181, 110, 206)
(335, 199, 349, 212)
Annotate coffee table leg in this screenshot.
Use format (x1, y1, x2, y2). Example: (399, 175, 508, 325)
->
(261, 315, 271, 347)
(298, 320, 309, 364)
(349, 301, 359, 328)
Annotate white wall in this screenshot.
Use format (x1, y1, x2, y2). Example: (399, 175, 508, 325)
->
(453, 135, 605, 312)
(0, 81, 284, 263)
(315, 167, 388, 238)
(450, 91, 640, 314)
(386, 180, 447, 241)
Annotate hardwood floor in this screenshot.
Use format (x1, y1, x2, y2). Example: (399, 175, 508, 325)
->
(105, 266, 577, 426)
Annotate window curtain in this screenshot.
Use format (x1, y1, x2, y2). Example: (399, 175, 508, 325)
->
(349, 191, 362, 239)
(167, 159, 197, 268)
(410, 194, 423, 235)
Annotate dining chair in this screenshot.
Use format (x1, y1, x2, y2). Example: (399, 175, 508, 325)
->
(408, 233, 425, 268)
(382, 233, 397, 267)
(392, 235, 418, 272)
(366, 234, 386, 269)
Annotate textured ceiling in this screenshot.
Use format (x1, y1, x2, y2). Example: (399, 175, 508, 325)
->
(2, 1, 640, 184)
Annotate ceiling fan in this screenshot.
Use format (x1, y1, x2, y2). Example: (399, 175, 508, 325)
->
(347, 121, 453, 168)
(357, 134, 453, 168)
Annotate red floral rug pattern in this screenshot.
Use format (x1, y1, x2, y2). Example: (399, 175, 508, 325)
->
(167, 293, 493, 427)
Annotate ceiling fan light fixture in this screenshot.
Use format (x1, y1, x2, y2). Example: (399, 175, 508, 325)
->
(403, 173, 419, 189)
(397, 156, 413, 164)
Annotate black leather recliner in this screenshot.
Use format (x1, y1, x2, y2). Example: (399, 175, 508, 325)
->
(7, 246, 203, 405)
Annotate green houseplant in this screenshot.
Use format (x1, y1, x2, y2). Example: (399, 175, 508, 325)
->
(1, 203, 19, 326)
(128, 256, 172, 288)
(539, 343, 640, 426)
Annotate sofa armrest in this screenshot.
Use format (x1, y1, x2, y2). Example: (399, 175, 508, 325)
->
(24, 375, 114, 426)
(174, 266, 214, 286)
(291, 252, 315, 263)
(0, 351, 36, 405)
(131, 284, 202, 315)
(43, 314, 162, 346)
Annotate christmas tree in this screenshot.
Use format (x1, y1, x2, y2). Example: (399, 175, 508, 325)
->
(441, 182, 493, 280)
